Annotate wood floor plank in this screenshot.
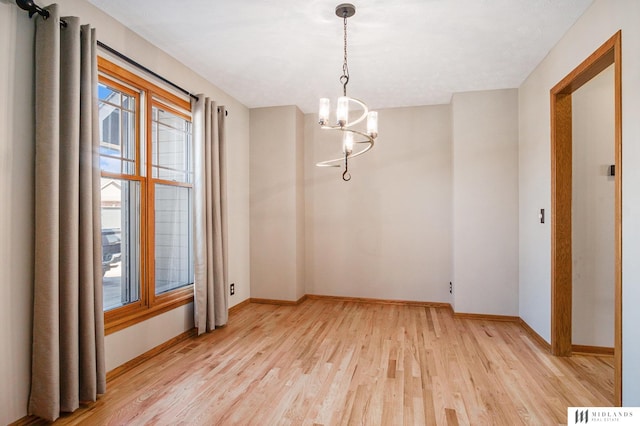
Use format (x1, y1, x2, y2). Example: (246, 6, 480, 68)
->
(15, 299, 615, 425)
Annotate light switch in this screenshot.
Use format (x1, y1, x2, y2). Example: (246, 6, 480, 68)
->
(539, 208, 545, 224)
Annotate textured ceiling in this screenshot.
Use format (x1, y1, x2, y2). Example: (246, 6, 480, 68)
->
(88, 0, 593, 113)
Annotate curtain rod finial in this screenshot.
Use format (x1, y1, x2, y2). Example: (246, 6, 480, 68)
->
(16, 0, 35, 12)
(16, 0, 49, 19)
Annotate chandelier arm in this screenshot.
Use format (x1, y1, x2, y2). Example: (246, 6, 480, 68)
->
(315, 141, 373, 167)
(315, 128, 375, 167)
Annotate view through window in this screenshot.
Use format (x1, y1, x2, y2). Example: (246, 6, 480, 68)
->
(98, 58, 194, 331)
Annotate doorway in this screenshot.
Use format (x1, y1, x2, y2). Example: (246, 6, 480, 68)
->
(550, 31, 622, 405)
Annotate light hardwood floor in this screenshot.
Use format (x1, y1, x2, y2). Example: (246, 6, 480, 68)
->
(18, 299, 614, 425)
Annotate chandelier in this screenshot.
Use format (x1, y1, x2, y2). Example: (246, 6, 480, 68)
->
(317, 3, 378, 181)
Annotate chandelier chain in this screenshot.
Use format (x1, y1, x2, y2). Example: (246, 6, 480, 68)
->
(341, 13, 350, 96)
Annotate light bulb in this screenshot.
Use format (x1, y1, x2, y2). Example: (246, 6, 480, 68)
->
(367, 111, 378, 138)
(337, 97, 349, 127)
(318, 98, 330, 126)
(343, 131, 354, 154)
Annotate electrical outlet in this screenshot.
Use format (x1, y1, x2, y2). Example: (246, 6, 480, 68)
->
(449, 282, 452, 294)
(230, 283, 235, 296)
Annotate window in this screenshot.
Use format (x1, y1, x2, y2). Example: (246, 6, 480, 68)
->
(98, 57, 194, 333)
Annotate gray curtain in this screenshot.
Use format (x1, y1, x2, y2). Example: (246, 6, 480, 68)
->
(28, 5, 105, 421)
(192, 96, 228, 334)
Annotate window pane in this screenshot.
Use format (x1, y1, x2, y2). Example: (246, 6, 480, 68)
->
(102, 178, 141, 311)
(98, 83, 121, 106)
(99, 84, 137, 175)
(155, 184, 193, 295)
(152, 106, 192, 182)
(119, 110, 136, 175)
(123, 93, 135, 110)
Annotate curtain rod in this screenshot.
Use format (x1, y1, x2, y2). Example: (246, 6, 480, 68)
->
(96, 40, 201, 103)
(15, 0, 230, 116)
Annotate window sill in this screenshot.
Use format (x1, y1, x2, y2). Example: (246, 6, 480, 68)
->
(105, 288, 194, 335)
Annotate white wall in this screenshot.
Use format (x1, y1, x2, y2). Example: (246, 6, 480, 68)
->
(572, 65, 615, 348)
(105, 303, 194, 371)
(304, 105, 452, 302)
(518, 0, 640, 406)
(0, 0, 251, 422)
(451, 89, 520, 315)
(0, 4, 35, 425)
(250, 106, 305, 301)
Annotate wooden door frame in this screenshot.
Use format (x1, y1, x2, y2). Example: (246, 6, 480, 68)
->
(550, 30, 622, 405)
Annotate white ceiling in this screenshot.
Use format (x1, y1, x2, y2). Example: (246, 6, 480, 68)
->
(88, 0, 593, 113)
